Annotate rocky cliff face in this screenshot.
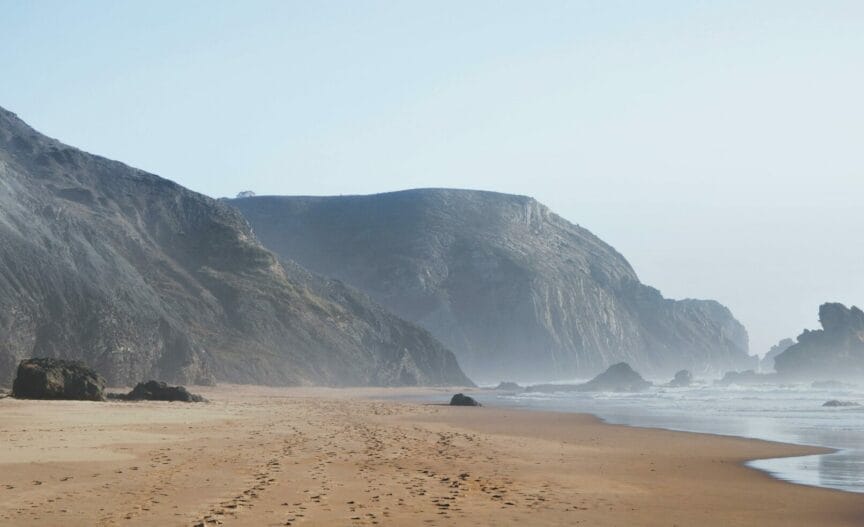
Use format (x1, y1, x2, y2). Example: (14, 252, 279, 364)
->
(0, 106, 471, 387)
(230, 189, 753, 382)
(774, 303, 864, 381)
(760, 338, 795, 372)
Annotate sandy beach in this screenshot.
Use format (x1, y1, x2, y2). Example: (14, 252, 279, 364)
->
(0, 385, 861, 526)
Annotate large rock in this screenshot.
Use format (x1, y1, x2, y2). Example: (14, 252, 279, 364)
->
(666, 369, 693, 387)
(577, 362, 652, 392)
(12, 358, 105, 401)
(0, 106, 471, 388)
(122, 380, 205, 402)
(529, 362, 652, 393)
(774, 304, 864, 381)
(449, 393, 481, 406)
(229, 190, 753, 383)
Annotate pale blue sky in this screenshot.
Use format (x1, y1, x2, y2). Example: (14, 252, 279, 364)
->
(2, 0, 863, 356)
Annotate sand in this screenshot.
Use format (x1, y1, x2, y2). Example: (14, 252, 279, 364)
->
(0, 385, 861, 526)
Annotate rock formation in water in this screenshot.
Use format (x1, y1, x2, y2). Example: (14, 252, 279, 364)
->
(0, 106, 471, 387)
(12, 358, 106, 400)
(822, 400, 860, 407)
(774, 303, 864, 381)
(528, 362, 652, 393)
(760, 338, 795, 372)
(666, 369, 693, 387)
(229, 189, 753, 382)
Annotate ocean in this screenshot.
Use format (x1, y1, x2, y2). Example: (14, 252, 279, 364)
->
(487, 381, 864, 493)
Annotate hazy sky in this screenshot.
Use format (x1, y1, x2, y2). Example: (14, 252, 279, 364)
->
(2, 0, 862, 356)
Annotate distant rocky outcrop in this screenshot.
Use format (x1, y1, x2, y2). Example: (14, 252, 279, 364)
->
(666, 369, 693, 387)
(575, 362, 652, 392)
(230, 190, 753, 382)
(112, 380, 206, 402)
(529, 362, 652, 393)
(760, 338, 795, 373)
(493, 381, 523, 391)
(450, 393, 481, 406)
(0, 106, 471, 388)
(12, 358, 105, 401)
(822, 400, 860, 407)
(774, 304, 864, 381)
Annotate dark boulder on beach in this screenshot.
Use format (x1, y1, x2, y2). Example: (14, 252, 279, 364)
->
(12, 358, 105, 401)
(450, 393, 481, 406)
(118, 380, 206, 402)
(667, 369, 693, 387)
(822, 400, 860, 407)
(528, 362, 652, 393)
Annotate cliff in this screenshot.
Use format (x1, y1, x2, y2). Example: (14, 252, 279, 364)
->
(230, 189, 753, 382)
(0, 106, 471, 387)
(760, 338, 795, 373)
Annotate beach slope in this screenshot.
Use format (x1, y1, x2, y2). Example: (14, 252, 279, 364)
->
(0, 386, 861, 526)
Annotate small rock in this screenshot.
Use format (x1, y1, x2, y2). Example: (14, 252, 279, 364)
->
(822, 400, 860, 407)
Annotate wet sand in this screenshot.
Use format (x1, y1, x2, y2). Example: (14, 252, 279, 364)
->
(0, 385, 861, 526)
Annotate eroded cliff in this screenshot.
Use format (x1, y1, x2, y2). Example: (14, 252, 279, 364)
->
(230, 189, 752, 382)
(0, 107, 471, 387)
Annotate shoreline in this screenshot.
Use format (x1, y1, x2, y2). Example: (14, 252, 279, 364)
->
(375, 389, 840, 482)
(433, 402, 844, 491)
(511, 406, 846, 492)
(1, 385, 862, 526)
(415, 386, 864, 495)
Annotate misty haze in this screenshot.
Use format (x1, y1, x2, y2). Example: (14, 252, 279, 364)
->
(1, 2, 863, 526)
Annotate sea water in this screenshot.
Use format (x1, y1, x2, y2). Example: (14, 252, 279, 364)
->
(491, 382, 864, 493)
